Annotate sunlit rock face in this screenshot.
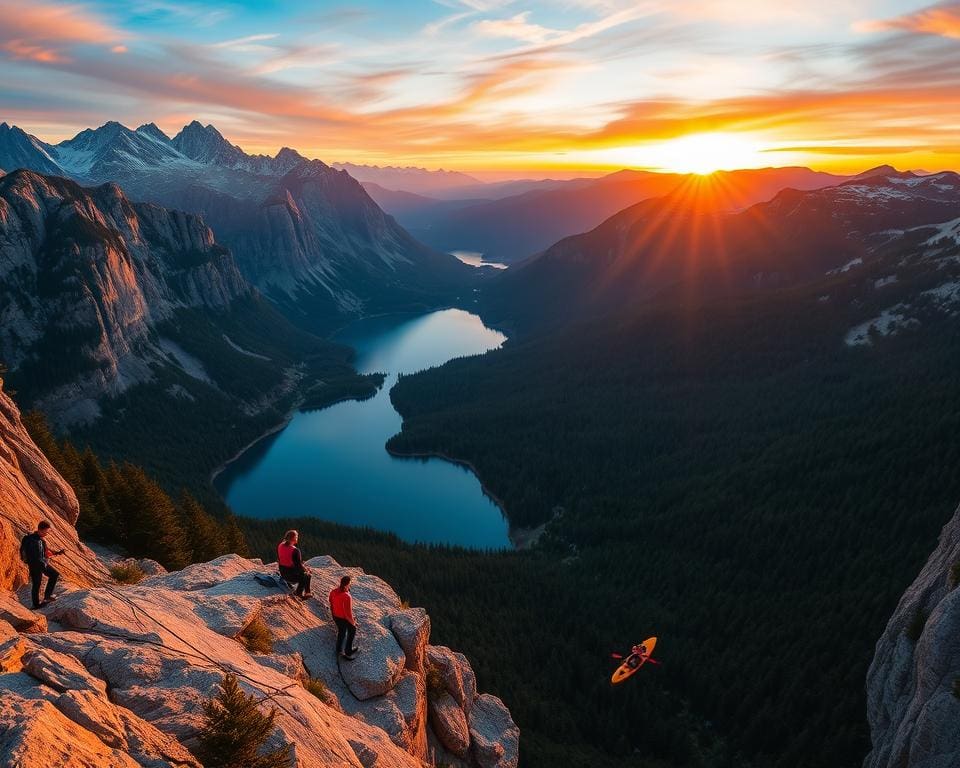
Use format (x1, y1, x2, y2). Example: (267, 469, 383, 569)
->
(0, 381, 108, 591)
(864, 502, 960, 768)
(0, 395, 519, 766)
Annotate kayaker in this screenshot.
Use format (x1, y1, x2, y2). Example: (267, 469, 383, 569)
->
(277, 530, 312, 599)
(329, 575, 359, 660)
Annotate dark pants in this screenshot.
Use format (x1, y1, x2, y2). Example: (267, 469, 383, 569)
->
(334, 617, 357, 656)
(279, 565, 311, 596)
(29, 563, 59, 608)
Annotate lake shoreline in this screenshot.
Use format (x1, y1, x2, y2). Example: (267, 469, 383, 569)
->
(217, 308, 512, 550)
(384, 445, 533, 551)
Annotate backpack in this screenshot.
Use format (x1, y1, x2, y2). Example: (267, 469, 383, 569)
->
(19, 534, 31, 565)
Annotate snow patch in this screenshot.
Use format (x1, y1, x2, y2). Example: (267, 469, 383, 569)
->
(828, 257, 863, 275)
(923, 218, 960, 247)
(157, 338, 213, 384)
(922, 281, 960, 305)
(844, 305, 916, 346)
(222, 334, 271, 361)
(874, 275, 898, 288)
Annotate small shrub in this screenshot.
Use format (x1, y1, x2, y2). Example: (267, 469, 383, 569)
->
(239, 615, 273, 654)
(425, 664, 446, 696)
(304, 677, 330, 703)
(194, 673, 291, 768)
(400, 599, 410, 610)
(949, 561, 960, 590)
(905, 607, 928, 643)
(110, 562, 145, 584)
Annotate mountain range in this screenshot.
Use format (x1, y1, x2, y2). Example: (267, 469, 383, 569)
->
(367, 166, 851, 264)
(0, 120, 474, 332)
(479, 167, 960, 332)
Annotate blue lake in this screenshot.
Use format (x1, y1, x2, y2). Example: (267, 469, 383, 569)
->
(215, 309, 510, 549)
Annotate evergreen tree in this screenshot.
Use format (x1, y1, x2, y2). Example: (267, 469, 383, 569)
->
(113, 464, 190, 569)
(178, 491, 226, 562)
(195, 674, 291, 768)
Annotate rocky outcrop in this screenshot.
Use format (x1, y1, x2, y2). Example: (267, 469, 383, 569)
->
(864, 502, 960, 768)
(0, 371, 518, 767)
(0, 382, 108, 590)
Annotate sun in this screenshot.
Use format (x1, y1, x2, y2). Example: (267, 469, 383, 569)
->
(652, 132, 768, 175)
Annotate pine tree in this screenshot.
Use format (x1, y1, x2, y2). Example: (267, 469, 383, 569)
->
(113, 464, 190, 569)
(223, 513, 250, 557)
(195, 674, 291, 768)
(178, 491, 226, 563)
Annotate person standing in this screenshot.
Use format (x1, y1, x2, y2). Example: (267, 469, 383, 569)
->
(277, 530, 312, 599)
(20, 521, 64, 609)
(329, 575, 359, 660)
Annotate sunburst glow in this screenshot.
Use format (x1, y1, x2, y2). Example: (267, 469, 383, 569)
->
(650, 133, 769, 175)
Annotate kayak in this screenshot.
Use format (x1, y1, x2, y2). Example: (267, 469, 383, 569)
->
(611, 636, 657, 685)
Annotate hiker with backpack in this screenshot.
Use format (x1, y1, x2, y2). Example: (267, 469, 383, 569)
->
(20, 520, 64, 609)
(329, 574, 359, 660)
(277, 529, 312, 599)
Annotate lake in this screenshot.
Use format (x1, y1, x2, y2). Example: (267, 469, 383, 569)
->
(215, 309, 511, 549)
(450, 250, 509, 270)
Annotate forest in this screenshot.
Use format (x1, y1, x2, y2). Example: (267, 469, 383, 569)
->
(386, 282, 960, 768)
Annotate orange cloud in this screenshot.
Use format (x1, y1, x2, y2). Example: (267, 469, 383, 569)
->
(0, 1, 125, 63)
(859, 3, 960, 39)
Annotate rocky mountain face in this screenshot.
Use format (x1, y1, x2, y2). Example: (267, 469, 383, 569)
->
(0, 120, 473, 331)
(0, 169, 250, 425)
(0, 381, 108, 590)
(864, 502, 960, 768)
(0, 381, 518, 767)
(481, 169, 960, 333)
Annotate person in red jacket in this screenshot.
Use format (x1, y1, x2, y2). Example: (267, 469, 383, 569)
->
(329, 575, 358, 660)
(277, 530, 312, 599)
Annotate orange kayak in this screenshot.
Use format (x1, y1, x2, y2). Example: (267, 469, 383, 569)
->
(611, 636, 657, 685)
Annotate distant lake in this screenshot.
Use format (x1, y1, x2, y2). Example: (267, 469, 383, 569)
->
(451, 250, 509, 270)
(215, 309, 510, 549)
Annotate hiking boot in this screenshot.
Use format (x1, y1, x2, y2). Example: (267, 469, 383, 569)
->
(341, 652, 356, 661)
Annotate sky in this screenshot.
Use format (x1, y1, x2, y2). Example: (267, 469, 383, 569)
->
(1, 0, 959, 175)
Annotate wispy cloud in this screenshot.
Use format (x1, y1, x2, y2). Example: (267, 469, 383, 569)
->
(0, 1, 126, 63)
(857, 2, 960, 40)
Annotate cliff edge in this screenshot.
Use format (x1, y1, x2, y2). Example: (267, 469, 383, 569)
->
(864, 503, 960, 768)
(0, 380, 518, 767)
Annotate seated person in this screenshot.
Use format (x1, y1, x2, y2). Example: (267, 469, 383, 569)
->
(277, 529, 312, 599)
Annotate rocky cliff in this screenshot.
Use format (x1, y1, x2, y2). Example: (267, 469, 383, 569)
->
(0, 169, 250, 425)
(0, 382, 518, 767)
(864, 502, 960, 768)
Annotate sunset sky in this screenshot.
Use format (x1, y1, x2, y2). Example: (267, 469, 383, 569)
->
(2, 0, 959, 175)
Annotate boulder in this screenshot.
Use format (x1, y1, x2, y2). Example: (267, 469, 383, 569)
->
(350, 670, 427, 759)
(429, 690, 471, 757)
(469, 694, 520, 768)
(389, 607, 430, 674)
(22, 647, 108, 695)
(0, 669, 200, 767)
(427, 644, 477, 712)
(864, 501, 960, 768)
(142, 553, 261, 591)
(0, 590, 47, 632)
(0, 695, 143, 767)
(0, 619, 25, 671)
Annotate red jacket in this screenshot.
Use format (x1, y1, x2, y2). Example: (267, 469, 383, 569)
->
(329, 587, 354, 623)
